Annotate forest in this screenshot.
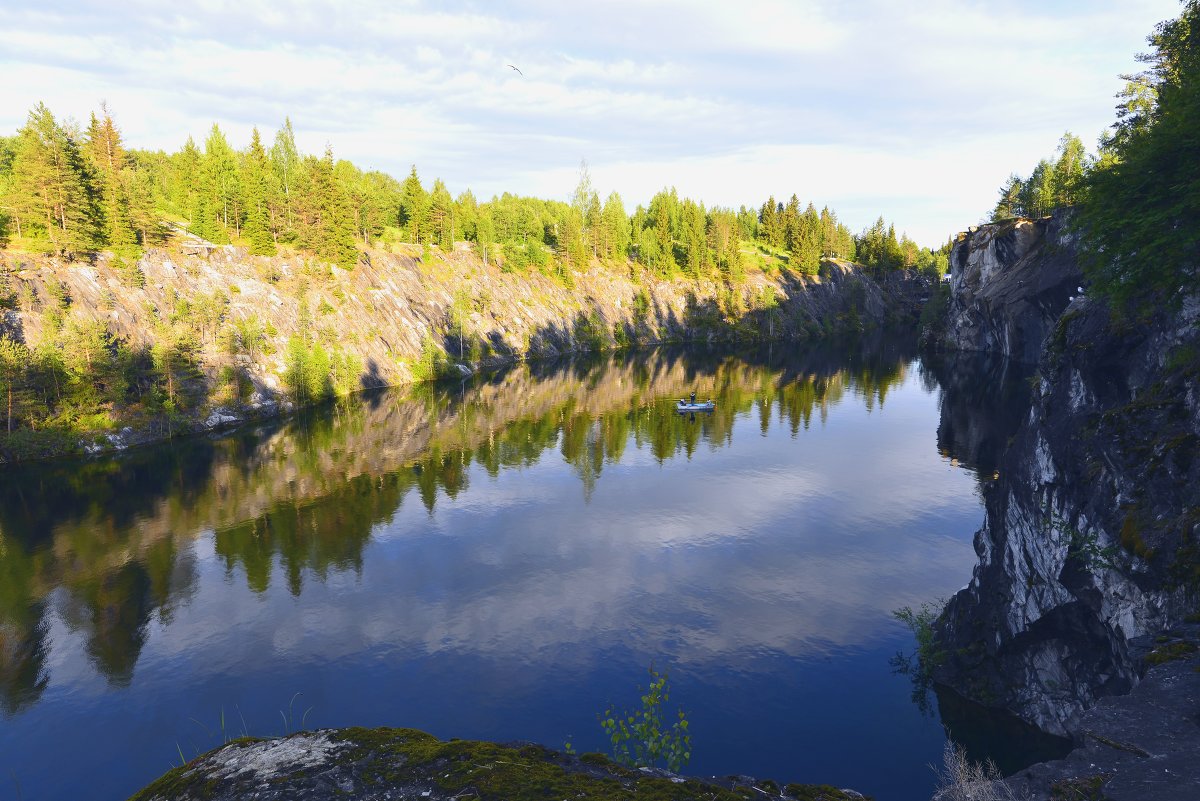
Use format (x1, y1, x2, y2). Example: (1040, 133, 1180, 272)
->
(0, 101, 951, 459)
(0, 103, 946, 281)
(990, 1, 1199, 307)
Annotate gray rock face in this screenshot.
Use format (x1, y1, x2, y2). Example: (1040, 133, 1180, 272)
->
(933, 276, 1200, 736)
(1004, 624, 1200, 801)
(941, 214, 1083, 363)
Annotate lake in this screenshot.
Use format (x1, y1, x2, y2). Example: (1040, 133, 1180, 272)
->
(0, 336, 1060, 801)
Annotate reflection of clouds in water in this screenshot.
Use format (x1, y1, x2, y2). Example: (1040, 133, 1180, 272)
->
(124, 371, 980, 683)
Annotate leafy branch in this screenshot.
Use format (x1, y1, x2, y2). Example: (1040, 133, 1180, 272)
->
(599, 666, 692, 773)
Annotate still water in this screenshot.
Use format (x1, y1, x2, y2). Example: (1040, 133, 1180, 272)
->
(0, 337, 1046, 800)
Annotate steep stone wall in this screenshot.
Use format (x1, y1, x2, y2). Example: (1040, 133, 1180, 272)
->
(932, 232, 1200, 735)
(0, 244, 924, 459)
(940, 213, 1083, 363)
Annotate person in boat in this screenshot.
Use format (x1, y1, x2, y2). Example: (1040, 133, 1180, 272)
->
(690, 391, 696, 404)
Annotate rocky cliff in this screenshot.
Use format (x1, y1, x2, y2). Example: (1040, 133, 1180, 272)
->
(938, 212, 1083, 363)
(0, 243, 925, 461)
(931, 216, 1200, 738)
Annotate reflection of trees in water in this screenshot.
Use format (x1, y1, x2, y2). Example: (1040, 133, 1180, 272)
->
(0, 607, 49, 715)
(0, 334, 926, 699)
(215, 472, 408, 595)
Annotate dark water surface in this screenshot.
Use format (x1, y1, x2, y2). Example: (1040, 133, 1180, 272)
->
(0, 337, 1053, 800)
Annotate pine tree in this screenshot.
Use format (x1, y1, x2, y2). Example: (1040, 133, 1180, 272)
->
(992, 174, 1025, 220)
(241, 128, 276, 255)
(9, 103, 100, 254)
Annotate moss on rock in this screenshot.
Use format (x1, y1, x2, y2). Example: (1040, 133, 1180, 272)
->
(128, 727, 871, 801)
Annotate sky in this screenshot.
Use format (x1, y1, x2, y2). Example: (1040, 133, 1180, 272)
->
(0, 0, 1183, 246)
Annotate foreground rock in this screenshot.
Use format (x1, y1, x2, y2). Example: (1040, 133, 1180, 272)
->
(1005, 622, 1200, 800)
(129, 727, 869, 801)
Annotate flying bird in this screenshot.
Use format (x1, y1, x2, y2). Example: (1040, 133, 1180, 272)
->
(507, 64, 523, 75)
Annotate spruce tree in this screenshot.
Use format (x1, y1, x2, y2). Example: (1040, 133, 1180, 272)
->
(313, 146, 357, 269)
(992, 174, 1025, 220)
(200, 124, 238, 243)
(173, 137, 202, 229)
(400, 166, 428, 244)
(241, 128, 276, 255)
(601, 192, 629, 260)
(428, 178, 453, 250)
(85, 106, 136, 250)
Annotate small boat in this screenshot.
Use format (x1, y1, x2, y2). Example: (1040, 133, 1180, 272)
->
(676, 399, 715, 413)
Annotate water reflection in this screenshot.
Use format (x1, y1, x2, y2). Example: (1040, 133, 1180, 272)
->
(0, 334, 1023, 800)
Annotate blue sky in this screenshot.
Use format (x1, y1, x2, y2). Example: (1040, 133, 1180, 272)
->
(0, 0, 1182, 245)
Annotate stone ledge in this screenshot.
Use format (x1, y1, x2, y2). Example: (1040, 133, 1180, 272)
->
(129, 726, 871, 801)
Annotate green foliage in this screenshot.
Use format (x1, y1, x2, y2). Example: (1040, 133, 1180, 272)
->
(1045, 513, 1120, 571)
(632, 288, 652, 324)
(991, 133, 1089, 222)
(574, 311, 607, 351)
(919, 282, 951, 336)
(893, 601, 944, 666)
(282, 334, 361, 404)
(114, 255, 145, 288)
(408, 333, 449, 383)
(283, 336, 335, 404)
(1075, 2, 1200, 308)
(890, 599, 948, 714)
(1143, 638, 1198, 666)
(599, 666, 691, 773)
(5, 103, 101, 255)
(241, 128, 276, 256)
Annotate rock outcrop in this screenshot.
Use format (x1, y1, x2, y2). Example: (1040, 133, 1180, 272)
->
(931, 216, 1200, 738)
(939, 213, 1083, 363)
(129, 726, 869, 801)
(1004, 622, 1200, 801)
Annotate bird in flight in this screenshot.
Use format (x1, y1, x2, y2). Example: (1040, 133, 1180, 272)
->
(507, 64, 523, 75)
